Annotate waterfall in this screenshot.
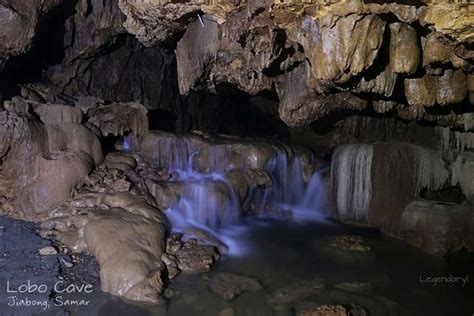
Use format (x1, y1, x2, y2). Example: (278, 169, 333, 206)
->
(331, 144, 374, 222)
(252, 149, 329, 222)
(144, 133, 329, 254)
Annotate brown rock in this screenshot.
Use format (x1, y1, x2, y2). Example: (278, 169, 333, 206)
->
(307, 14, 386, 84)
(404, 75, 437, 107)
(400, 198, 474, 255)
(0, 100, 102, 220)
(390, 23, 419, 75)
(175, 239, 220, 273)
(435, 69, 467, 106)
(87, 102, 149, 138)
(277, 62, 368, 126)
(43, 192, 168, 303)
(420, 3, 474, 43)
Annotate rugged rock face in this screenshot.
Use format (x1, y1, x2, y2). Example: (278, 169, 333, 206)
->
(0, 0, 62, 70)
(0, 97, 102, 220)
(120, 0, 473, 128)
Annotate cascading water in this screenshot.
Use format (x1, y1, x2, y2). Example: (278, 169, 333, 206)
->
(252, 150, 329, 222)
(145, 133, 329, 255)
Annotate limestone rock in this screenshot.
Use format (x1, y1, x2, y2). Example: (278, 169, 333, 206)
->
(111, 0, 473, 128)
(400, 198, 474, 255)
(277, 62, 368, 126)
(404, 76, 437, 107)
(175, 239, 219, 273)
(0, 0, 61, 66)
(372, 100, 396, 114)
(0, 101, 102, 220)
(87, 102, 149, 138)
(420, 2, 474, 43)
(43, 192, 168, 303)
(389, 23, 419, 75)
(176, 17, 219, 95)
(118, 0, 200, 46)
(422, 32, 453, 68)
(305, 14, 386, 84)
(435, 69, 467, 106)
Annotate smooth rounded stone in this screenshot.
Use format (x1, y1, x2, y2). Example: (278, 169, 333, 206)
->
(175, 239, 220, 274)
(399, 198, 474, 255)
(208, 272, 262, 301)
(267, 279, 325, 309)
(300, 304, 367, 316)
(38, 246, 58, 256)
(42, 192, 169, 304)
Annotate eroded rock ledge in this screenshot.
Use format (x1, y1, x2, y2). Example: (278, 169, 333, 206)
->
(118, 0, 473, 128)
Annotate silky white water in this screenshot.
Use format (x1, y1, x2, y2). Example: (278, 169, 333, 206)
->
(146, 135, 328, 255)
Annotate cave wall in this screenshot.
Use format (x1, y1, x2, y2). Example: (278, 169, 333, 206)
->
(117, 0, 473, 131)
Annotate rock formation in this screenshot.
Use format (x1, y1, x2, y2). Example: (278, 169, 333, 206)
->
(0, 0, 473, 309)
(331, 141, 474, 254)
(0, 97, 102, 220)
(118, 0, 472, 129)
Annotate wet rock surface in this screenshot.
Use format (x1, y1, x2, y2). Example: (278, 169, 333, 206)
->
(174, 239, 220, 274)
(208, 272, 262, 301)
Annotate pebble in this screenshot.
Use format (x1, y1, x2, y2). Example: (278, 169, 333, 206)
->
(39, 246, 58, 256)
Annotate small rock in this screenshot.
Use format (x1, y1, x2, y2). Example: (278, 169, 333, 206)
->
(330, 236, 370, 252)
(59, 257, 74, 268)
(38, 246, 57, 256)
(166, 234, 183, 254)
(209, 272, 262, 301)
(300, 304, 367, 316)
(175, 241, 219, 274)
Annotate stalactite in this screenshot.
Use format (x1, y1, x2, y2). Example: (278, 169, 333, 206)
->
(331, 144, 374, 222)
(435, 126, 474, 151)
(413, 146, 449, 195)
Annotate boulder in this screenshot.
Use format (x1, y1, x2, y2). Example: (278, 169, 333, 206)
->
(400, 198, 474, 255)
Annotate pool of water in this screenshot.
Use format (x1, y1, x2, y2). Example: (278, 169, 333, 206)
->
(131, 217, 474, 316)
